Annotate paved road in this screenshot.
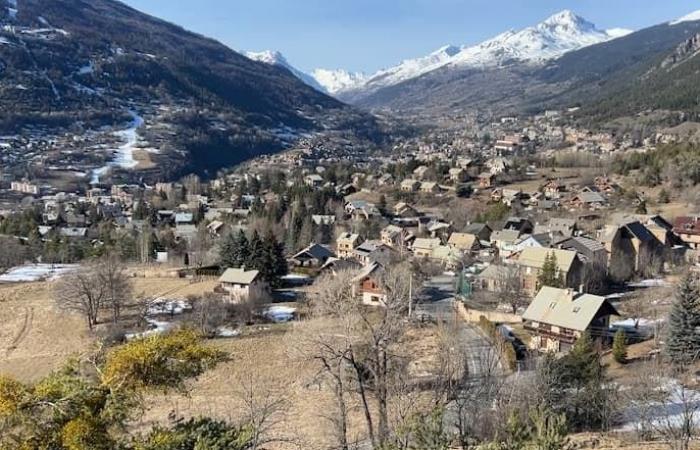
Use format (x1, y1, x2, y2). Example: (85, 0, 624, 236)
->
(415, 275, 502, 378)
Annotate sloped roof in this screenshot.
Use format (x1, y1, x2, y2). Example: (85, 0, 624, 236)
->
(559, 236, 605, 256)
(413, 238, 442, 250)
(523, 286, 619, 332)
(448, 232, 478, 249)
(293, 243, 335, 261)
(517, 247, 577, 273)
(574, 191, 606, 204)
(354, 261, 384, 282)
(624, 221, 659, 244)
(431, 245, 463, 262)
(478, 264, 518, 280)
(382, 225, 403, 236)
(338, 232, 361, 242)
(491, 229, 521, 244)
(464, 223, 490, 235)
(219, 268, 260, 285)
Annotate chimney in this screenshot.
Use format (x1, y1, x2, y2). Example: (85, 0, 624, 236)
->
(565, 288, 575, 301)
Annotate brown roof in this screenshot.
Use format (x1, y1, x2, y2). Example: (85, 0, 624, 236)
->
(673, 216, 700, 236)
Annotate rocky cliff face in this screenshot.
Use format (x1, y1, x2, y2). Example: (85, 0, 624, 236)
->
(661, 33, 700, 69)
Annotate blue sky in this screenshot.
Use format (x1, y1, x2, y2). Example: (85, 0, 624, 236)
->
(122, 0, 699, 73)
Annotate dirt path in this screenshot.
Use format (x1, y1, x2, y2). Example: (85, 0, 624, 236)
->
(5, 306, 33, 355)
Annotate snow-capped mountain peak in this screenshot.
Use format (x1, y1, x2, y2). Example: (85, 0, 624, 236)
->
(449, 10, 619, 68)
(311, 69, 368, 95)
(245, 50, 287, 66)
(311, 10, 630, 98)
(540, 10, 594, 30)
(245, 49, 327, 93)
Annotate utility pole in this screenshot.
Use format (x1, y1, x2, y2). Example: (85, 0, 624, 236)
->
(408, 274, 413, 318)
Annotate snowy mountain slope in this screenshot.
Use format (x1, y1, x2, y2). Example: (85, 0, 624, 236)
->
(670, 9, 700, 26)
(448, 11, 628, 67)
(359, 45, 461, 94)
(245, 50, 326, 93)
(311, 68, 368, 95)
(316, 10, 629, 98)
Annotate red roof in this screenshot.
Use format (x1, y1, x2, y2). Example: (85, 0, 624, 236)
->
(673, 216, 700, 236)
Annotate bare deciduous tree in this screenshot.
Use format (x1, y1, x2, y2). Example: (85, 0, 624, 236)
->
(189, 295, 230, 336)
(53, 264, 106, 331)
(96, 255, 132, 324)
(494, 264, 526, 314)
(53, 256, 132, 330)
(237, 370, 294, 450)
(297, 261, 417, 449)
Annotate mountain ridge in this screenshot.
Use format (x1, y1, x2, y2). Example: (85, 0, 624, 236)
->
(315, 10, 630, 100)
(0, 0, 383, 180)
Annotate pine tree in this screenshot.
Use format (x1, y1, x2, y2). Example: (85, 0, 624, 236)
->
(219, 232, 240, 269)
(248, 230, 265, 271)
(612, 329, 627, 364)
(260, 239, 278, 287)
(235, 230, 249, 268)
(542, 332, 612, 430)
(666, 273, 700, 365)
(538, 252, 564, 289)
(272, 237, 288, 279)
(529, 407, 572, 450)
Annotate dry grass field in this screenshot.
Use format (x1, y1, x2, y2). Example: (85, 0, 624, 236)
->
(0, 275, 219, 382)
(0, 281, 93, 381)
(0, 273, 695, 449)
(138, 319, 443, 449)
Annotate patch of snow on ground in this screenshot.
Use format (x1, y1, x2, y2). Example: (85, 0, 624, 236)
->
(0, 263, 78, 282)
(628, 279, 668, 288)
(6, 0, 16, 19)
(281, 273, 310, 280)
(0, 37, 9, 45)
(216, 327, 241, 338)
(71, 82, 97, 95)
(265, 305, 296, 323)
(125, 318, 174, 340)
(90, 110, 144, 184)
(147, 298, 192, 316)
(20, 27, 68, 36)
(77, 62, 93, 75)
(621, 379, 700, 431)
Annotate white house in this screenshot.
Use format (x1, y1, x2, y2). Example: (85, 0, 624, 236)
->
(219, 268, 266, 303)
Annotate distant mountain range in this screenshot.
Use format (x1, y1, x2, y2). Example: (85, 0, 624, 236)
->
(0, 0, 382, 179)
(248, 10, 631, 98)
(249, 8, 700, 120)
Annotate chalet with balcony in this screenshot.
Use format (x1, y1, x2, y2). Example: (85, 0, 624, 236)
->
(523, 287, 619, 353)
(337, 232, 363, 258)
(354, 262, 387, 306)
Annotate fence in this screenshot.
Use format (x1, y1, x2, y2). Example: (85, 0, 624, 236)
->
(454, 302, 522, 324)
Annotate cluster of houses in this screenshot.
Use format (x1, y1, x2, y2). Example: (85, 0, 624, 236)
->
(312, 195, 698, 352)
(0, 181, 238, 257)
